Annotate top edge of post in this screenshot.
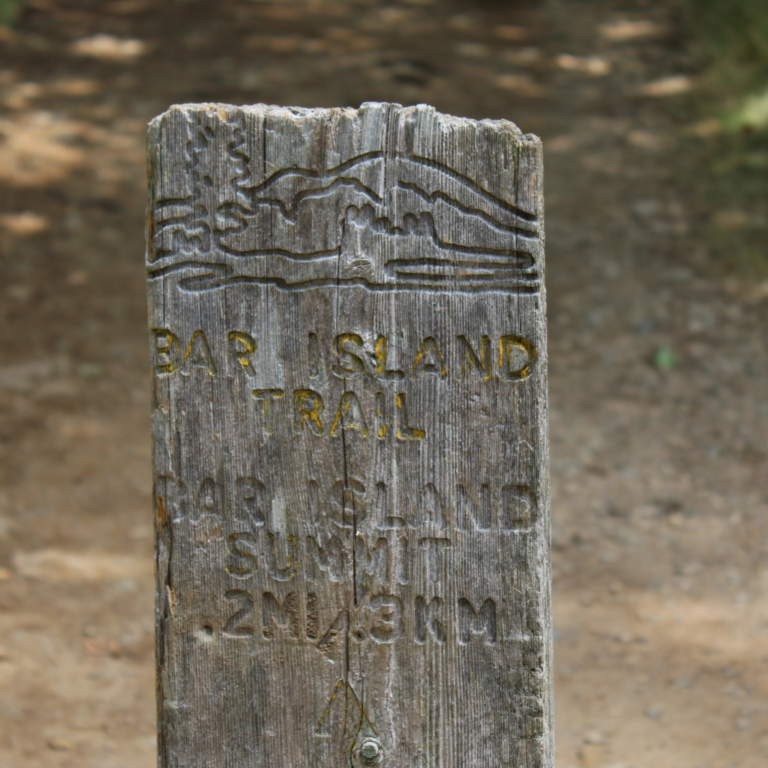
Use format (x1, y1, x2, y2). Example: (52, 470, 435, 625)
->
(147, 101, 541, 146)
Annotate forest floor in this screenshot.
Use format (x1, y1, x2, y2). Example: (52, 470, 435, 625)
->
(0, 0, 767, 766)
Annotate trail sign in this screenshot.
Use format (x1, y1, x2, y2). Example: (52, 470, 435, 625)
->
(147, 102, 551, 768)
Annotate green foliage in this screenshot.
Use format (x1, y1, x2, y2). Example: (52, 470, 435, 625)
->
(689, 0, 768, 67)
(0, 0, 23, 27)
(679, 0, 768, 276)
(685, 0, 768, 128)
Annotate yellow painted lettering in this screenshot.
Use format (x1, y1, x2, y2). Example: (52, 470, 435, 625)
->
(499, 336, 536, 381)
(330, 391, 369, 438)
(228, 331, 257, 375)
(332, 333, 365, 379)
(375, 391, 387, 439)
(412, 336, 446, 378)
(396, 393, 425, 440)
(226, 532, 258, 577)
(374, 336, 404, 381)
(182, 329, 217, 376)
(151, 328, 181, 374)
(293, 389, 325, 436)
(457, 335, 491, 380)
(252, 389, 285, 435)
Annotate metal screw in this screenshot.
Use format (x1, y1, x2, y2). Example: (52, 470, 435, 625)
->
(360, 739, 381, 764)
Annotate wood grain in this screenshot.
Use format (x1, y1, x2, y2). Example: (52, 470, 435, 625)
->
(146, 102, 551, 768)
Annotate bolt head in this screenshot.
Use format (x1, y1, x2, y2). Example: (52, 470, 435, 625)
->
(360, 739, 380, 762)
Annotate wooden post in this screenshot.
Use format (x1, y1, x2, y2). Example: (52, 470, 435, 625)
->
(147, 102, 551, 768)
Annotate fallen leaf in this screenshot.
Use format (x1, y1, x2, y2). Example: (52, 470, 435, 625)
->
(494, 25, 528, 41)
(71, 34, 146, 61)
(546, 135, 580, 153)
(456, 42, 490, 58)
(639, 76, 692, 97)
(48, 739, 73, 751)
(448, 14, 476, 32)
(598, 19, 665, 41)
(83, 635, 123, 657)
(713, 210, 750, 229)
(0, 212, 49, 235)
(105, 0, 149, 13)
(627, 130, 663, 150)
(51, 78, 100, 96)
(748, 281, 768, 302)
(685, 118, 721, 137)
(494, 74, 544, 96)
(500, 47, 542, 65)
(556, 54, 611, 76)
(244, 35, 302, 53)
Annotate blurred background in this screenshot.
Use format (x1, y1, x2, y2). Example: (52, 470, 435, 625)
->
(0, 0, 767, 766)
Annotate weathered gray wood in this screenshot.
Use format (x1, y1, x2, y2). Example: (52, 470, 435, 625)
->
(146, 102, 551, 768)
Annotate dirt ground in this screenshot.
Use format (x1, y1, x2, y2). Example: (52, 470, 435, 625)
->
(0, 0, 767, 766)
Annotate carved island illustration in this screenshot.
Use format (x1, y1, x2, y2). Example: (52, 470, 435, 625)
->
(148, 119, 542, 293)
